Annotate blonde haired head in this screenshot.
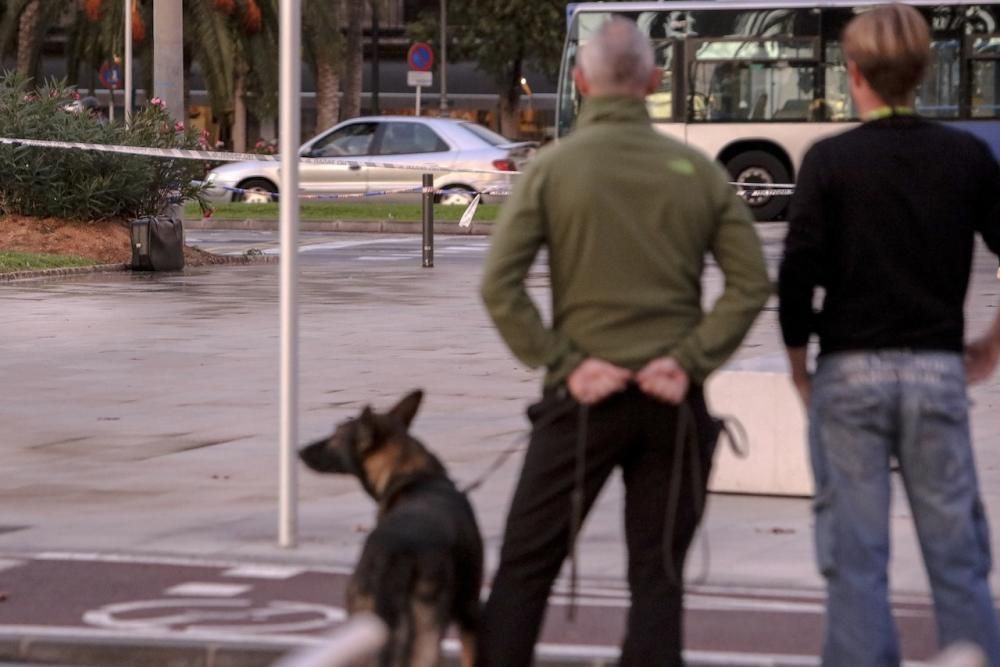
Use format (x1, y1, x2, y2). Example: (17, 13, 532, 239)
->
(842, 4, 931, 106)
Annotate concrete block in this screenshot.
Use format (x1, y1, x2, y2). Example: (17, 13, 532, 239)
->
(705, 371, 813, 497)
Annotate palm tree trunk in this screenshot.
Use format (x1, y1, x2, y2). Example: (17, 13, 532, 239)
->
(16, 0, 41, 78)
(499, 92, 521, 139)
(341, 0, 363, 120)
(499, 59, 524, 138)
(232, 66, 247, 152)
(315, 59, 341, 133)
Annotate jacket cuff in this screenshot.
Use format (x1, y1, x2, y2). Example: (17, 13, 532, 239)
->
(670, 348, 708, 385)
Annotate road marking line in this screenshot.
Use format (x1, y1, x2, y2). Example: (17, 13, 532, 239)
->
(0, 558, 25, 573)
(165, 583, 252, 597)
(222, 565, 305, 580)
(22, 551, 355, 575)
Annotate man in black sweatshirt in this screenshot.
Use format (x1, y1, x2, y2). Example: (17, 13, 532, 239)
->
(779, 5, 1000, 666)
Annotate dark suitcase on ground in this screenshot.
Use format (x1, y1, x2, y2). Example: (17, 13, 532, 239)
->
(130, 217, 185, 271)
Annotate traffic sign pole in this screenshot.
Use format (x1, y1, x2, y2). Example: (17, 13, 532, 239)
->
(415, 86, 422, 116)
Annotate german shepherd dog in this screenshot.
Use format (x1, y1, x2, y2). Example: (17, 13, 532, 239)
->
(300, 390, 483, 667)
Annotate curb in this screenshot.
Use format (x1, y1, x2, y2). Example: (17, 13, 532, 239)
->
(0, 628, 824, 667)
(0, 263, 129, 283)
(183, 218, 495, 235)
(0, 256, 277, 283)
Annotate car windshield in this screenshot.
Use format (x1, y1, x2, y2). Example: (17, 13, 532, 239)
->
(458, 122, 511, 146)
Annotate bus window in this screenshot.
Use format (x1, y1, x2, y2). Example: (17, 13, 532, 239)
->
(647, 41, 675, 120)
(917, 39, 961, 117)
(971, 36, 1000, 117)
(688, 37, 819, 122)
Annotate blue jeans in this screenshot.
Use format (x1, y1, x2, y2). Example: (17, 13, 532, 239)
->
(810, 351, 1000, 666)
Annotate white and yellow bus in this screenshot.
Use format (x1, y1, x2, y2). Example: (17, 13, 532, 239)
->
(558, 0, 1000, 220)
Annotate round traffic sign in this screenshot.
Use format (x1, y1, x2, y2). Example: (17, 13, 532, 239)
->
(407, 42, 434, 72)
(99, 61, 122, 89)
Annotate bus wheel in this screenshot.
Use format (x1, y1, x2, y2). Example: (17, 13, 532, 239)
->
(726, 150, 791, 221)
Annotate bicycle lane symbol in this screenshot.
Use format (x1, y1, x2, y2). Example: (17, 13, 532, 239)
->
(83, 598, 346, 634)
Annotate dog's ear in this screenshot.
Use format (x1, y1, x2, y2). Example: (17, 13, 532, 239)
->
(388, 390, 423, 429)
(356, 405, 381, 453)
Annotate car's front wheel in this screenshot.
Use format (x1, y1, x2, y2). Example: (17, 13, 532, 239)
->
(236, 178, 278, 204)
(438, 186, 477, 206)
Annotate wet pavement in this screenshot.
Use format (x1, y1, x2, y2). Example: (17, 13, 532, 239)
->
(2, 224, 999, 664)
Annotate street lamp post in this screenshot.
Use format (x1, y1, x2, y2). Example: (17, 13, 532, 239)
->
(439, 0, 447, 113)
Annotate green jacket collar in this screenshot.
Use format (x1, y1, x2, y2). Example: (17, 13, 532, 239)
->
(576, 96, 651, 129)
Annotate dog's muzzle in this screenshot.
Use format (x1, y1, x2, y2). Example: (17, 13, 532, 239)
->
(299, 438, 351, 474)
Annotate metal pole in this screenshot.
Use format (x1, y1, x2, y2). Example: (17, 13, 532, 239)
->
(415, 85, 422, 116)
(124, 0, 132, 125)
(439, 0, 447, 112)
(279, 0, 302, 549)
(422, 174, 434, 268)
(371, 0, 380, 116)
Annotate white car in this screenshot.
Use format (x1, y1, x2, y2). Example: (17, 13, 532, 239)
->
(203, 116, 535, 205)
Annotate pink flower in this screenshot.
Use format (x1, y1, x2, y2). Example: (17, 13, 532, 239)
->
(70, 90, 81, 100)
(150, 97, 166, 109)
(174, 121, 185, 132)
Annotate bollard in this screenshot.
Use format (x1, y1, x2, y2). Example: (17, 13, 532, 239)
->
(421, 173, 434, 268)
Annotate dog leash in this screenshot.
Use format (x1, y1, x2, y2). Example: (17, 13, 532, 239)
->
(567, 403, 589, 621)
(461, 399, 578, 495)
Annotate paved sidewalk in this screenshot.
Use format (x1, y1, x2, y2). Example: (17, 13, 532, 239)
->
(2, 226, 999, 664)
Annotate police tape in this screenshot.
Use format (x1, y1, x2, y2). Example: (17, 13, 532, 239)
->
(0, 136, 522, 176)
(214, 183, 512, 202)
(0, 135, 795, 197)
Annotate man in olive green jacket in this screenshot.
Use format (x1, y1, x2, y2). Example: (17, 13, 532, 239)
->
(477, 18, 771, 667)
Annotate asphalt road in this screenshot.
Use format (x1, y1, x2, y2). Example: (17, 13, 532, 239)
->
(0, 553, 952, 663)
(3, 224, 998, 666)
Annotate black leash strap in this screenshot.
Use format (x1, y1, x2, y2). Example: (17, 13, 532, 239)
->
(567, 402, 589, 621)
(662, 402, 694, 587)
(462, 399, 578, 495)
(461, 437, 526, 495)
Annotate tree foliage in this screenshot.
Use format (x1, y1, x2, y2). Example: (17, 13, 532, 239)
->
(411, 0, 570, 136)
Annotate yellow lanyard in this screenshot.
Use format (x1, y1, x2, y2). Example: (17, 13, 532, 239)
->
(865, 106, 915, 121)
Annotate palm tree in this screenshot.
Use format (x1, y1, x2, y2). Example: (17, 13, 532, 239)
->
(172, 0, 278, 150)
(303, 0, 342, 133)
(66, 0, 152, 97)
(0, 0, 64, 81)
(340, 0, 363, 121)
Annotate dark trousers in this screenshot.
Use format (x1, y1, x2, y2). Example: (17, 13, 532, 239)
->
(477, 384, 718, 667)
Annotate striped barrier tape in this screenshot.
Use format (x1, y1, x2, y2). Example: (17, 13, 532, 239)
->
(0, 135, 795, 196)
(0, 136, 522, 175)
(214, 184, 512, 202)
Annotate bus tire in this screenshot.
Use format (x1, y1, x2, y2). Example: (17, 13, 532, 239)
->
(725, 150, 791, 222)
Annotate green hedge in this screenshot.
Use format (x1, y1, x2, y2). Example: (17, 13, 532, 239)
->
(0, 72, 208, 221)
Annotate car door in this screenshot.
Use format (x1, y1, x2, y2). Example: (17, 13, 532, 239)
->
(298, 121, 378, 197)
(367, 121, 454, 194)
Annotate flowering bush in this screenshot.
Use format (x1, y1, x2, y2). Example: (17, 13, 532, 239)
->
(0, 73, 209, 220)
(252, 138, 277, 155)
